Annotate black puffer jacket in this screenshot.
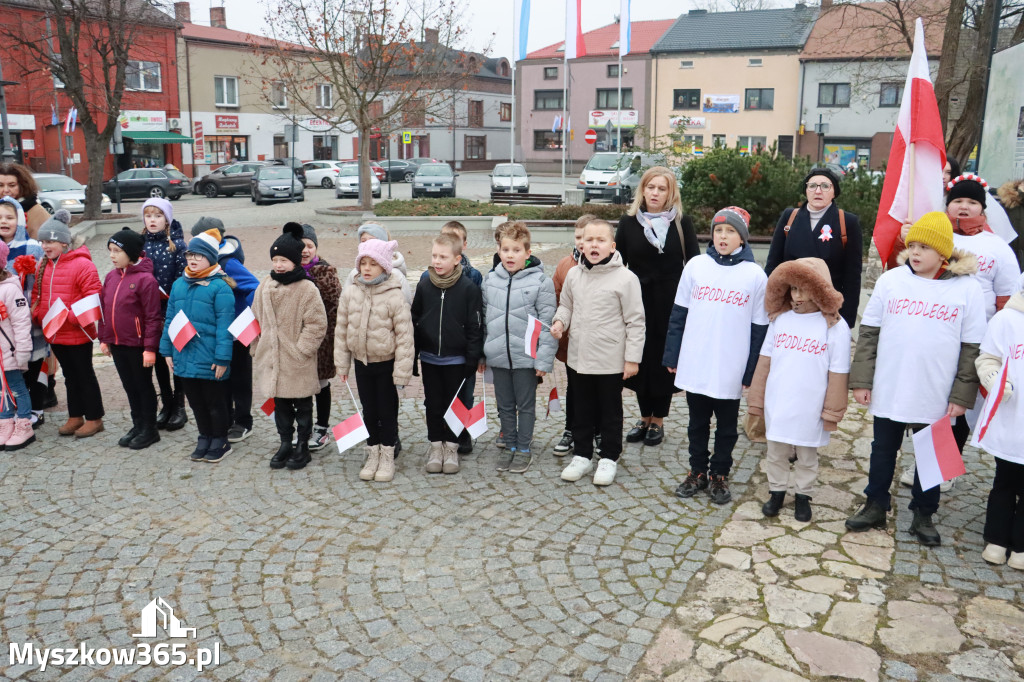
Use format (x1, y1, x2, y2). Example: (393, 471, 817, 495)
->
(411, 272, 484, 367)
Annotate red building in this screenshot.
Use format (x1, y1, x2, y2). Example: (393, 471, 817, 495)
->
(0, 0, 184, 183)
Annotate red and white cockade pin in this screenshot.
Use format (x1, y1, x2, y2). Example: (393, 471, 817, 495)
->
(819, 225, 833, 242)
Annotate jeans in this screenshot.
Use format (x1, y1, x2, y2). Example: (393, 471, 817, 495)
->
(863, 417, 940, 515)
(0, 369, 32, 419)
(686, 391, 740, 476)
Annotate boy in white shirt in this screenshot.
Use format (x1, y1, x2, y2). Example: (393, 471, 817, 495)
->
(847, 212, 986, 546)
(663, 206, 769, 505)
(748, 257, 851, 522)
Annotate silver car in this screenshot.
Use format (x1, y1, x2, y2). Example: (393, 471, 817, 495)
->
(34, 173, 112, 214)
(490, 163, 529, 193)
(334, 164, 381, 199)
(249, 166, 304, 205)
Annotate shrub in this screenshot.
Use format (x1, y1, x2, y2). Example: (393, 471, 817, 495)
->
(371, 199, 625, 222)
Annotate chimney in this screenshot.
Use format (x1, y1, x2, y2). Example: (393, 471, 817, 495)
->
(424, 27, 439, 43)
(688, 9, 708, 14)
(210, 6, 227, 29)
(174, 1, 190, 23)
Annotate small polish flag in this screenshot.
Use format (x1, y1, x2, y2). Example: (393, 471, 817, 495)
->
(524, 315, 543, 359)
(41, 299, 69, 340)
(261, 398, 275, 418)
(168, 310, 198, 352)
(446, 397, 489, 439)
(912, 417, 966, 491)
(547, 387, 562, 417)
(228, 307, 261, 347)
(37, 358, 49, 386)
(158, 285, 169, 301)
(71, 292, 102, 327)
(333, 413, 369, 454)
(444, 396, 468, 436)
(974, 359, 1009, 444)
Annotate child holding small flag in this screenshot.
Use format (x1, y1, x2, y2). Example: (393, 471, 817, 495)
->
(160, 228, 236, 463)
(0, 238, 36, 450)
(251, 224, 327, 472)
(31, 209, 105, 438)
(551, 219, 644, 486)
(335, 238, 413, 482)
(847, 212, 986, 546)
(973, 277, 1024, 569)
(412, 232, 483, 474)
(98, 228, 163, 450)
(481, 221, 557, 474)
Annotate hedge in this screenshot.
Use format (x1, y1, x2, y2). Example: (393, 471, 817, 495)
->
(371, 198, 627, 221)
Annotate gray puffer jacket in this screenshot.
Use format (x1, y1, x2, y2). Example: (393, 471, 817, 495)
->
(482, 258, 557, 371)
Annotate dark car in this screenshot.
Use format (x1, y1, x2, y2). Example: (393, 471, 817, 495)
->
(411, 163, 457, 198)
(270, 158, 307, 186)
(250, 166, 304, 205)
(377, 159, 420, 183)
(197, 162, 270, 198)
(102, 168, 189, 201)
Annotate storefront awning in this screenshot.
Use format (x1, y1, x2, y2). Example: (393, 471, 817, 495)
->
(122, 131, 194, 143)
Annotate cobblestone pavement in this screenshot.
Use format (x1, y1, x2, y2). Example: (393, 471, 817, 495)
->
(1, 236, 1022, 680)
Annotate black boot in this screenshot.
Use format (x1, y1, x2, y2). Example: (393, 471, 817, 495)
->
(394, 433, 402, 459)
(845, 500, 887, 531)
(762, 491, 785, 517)
(44, 374, 58, 408)
(165, 391, 188, 431)
(272, 398, 298, 469)
(794, 494, 812, 522)
(129, 417, 161, 450)
(287, 398, 314, 470)
(270, 441, 292, 469)
(155, 397, 173, 429)
(910, 511, 941, 546)
(118, 419, 141, 447)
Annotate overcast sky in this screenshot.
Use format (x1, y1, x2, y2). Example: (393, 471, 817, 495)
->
(184, 0, 695, 58)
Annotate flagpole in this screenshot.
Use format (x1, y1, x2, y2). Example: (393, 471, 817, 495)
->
(510, 2, 517, 182)
(560, 58, 567, 189)
(344, 379, 364, 418)
(907, 142, 916, 224)
(616, 53, 622, 153)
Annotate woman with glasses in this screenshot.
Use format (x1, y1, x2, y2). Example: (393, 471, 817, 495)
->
(766, 168, 862, 328)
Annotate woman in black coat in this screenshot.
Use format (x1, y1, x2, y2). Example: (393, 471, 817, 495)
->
(765, 167, 862, 328)
(616, 167, 699, 446)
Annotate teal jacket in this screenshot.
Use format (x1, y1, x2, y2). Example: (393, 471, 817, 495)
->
(159, 271, 235, 380)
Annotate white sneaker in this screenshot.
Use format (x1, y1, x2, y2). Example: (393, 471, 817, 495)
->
(1008, 552, 1024, 570)
(899, 464, 916, 487)
(560, 456, 593, 482)
(593, 459, 617, 486)
(982, 543, 1008, 565)
(939, 478, 954, 493)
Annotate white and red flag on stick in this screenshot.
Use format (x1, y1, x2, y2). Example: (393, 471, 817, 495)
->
(333, 413, 369, 454)
(37, 357, 49, 386)
(41, 299, 68, 340)
(524, 315, 544, 359)
(71, 293, 102, 327)
(974, 359, 1010, 444)
(168, 310, 198, 352)
(912, 417, 965, 491)
(873, 18, 946, 269)
(547, 387, 562, 417)
(228, 307, 261, 347)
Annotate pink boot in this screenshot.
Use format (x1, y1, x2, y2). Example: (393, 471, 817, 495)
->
(0, 419, 14, 450)
(5, 418, 35, 451)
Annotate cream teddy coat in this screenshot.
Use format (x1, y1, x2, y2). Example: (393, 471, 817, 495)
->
(251, 277, 327, 399)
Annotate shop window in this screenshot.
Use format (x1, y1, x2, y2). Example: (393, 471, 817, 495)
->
(313, 135, 337, 160)
(204, 135, 248, 164)
(215, 76, 238, 107)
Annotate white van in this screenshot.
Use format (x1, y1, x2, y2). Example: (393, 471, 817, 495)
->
(577, 152, 666, 203)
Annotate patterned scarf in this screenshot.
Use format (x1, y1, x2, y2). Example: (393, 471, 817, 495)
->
(636, 207, 677, 253)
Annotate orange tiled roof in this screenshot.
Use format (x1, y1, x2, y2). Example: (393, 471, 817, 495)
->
(801, 1, 945, 60)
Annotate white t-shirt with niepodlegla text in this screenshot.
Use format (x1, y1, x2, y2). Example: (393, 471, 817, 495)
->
(672, 254, 768, 399)
(760, 310, 852, 447)
(952, 231, 1021, 320)
(861, 265, 987, 424)
(971, 307, 1024, 465)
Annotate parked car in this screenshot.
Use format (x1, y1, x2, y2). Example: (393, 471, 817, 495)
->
(577, 152, 665, 204)
(34, 173, 112, 214)
(164, 168, 193, 194)
(197, 162, 270, 198)
(377, 159, 420, 183)
(250, 166, 304, 205)
(270, 158, 307, 186)
(411, 163, 457, 198)
(102, 168, 189, 201)
(302, 161, 347, 189)
(369, 162, 387, 183)
(490, 163, 530, 194)
(334, 164, 381, 199)
(407, 157, 441, 167)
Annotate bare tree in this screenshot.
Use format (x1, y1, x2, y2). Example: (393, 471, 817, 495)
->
(254, 0, 472, 209)
(0, 0, 173, 218)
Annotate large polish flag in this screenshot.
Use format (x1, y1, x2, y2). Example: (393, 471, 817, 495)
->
(564, 0, 585, 60)
(619, 0, 631, 57)
(333, 413, 369, 454)
(874, 18, 946, 268)
(168, 310, 199, 352)
(912, 417, 965, 491)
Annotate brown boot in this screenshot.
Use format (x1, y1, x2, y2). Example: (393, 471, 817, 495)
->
(58, 416, 85, 436)
(74, 419, 105, 438)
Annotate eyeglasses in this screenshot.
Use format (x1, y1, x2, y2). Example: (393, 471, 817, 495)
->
(806, 182, 833, 192)
(184, 252, 205, 260)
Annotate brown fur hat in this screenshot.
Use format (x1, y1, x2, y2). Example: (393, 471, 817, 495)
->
(765, 257, 844, 325)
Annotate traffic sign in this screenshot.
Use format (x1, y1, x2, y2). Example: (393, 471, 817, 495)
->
(402, 131, 412, 144)
(584, 129, 597, 144)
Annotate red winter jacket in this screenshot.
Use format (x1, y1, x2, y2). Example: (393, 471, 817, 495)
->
(98, 257, 163, 351)
(31, 243, 103, 346)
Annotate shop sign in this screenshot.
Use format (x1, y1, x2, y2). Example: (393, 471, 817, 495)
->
(6, 114, 36, 130)
(588, 109, 638, 129)
(701, 95, 739, 113)
(118, 110, 167, 131)
(669, 116, 706, 129)
(215, 115, 239, 131)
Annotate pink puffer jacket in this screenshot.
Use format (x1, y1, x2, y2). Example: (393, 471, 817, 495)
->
(0, 275, 32, 371)
(31, 241, 102, 346)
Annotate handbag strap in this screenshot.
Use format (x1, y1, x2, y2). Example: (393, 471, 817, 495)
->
(784, 207, 847, 248)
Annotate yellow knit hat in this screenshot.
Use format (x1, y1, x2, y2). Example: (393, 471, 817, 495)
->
(905, 211, 954, 260)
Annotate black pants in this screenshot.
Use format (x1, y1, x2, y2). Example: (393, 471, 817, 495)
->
(110, 345, 157, 425)
(573, 373, 623, 461)
(354, 359, 398, 446)
(863, 417, 940, 515)
(315, 382, 331, 428)
(953, 414, 970, 453)
(227, 340, 253, 429)
(985, 458, 1024, 552)
(686, 391, 740, 476)
(421, 361, 466, 443)
(179, 376, 229, 438)
(51, 343, 104, 420)
(273, 396, 314, 443)
(23, 357, 46, 410)
(636, 392, 673, 419)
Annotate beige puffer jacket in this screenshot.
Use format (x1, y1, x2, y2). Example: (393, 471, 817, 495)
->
(251, 278, 328, 399)
(334, 271, 414, 386)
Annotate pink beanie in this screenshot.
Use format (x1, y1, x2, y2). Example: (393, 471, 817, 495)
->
(356, 239, 396, 275)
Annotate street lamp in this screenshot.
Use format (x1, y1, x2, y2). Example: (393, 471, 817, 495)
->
(0, 54, 21, 162)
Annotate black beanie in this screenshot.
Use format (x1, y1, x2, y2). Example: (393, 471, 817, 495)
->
(271, 222, 305, 267)
(946, 174, 988, 208)
(803, 167, 842, 198)
(108, 227, 145, 262)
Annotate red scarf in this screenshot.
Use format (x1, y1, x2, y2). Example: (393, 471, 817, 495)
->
(951, 214, 990, 236)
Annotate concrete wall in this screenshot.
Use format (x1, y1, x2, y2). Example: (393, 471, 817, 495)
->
(979, 41, 1024, 185)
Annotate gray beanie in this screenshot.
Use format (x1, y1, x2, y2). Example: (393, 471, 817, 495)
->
(301, 223, 317, 246)
(357, 222, 388, 242)
(711, 206, 751, 244)
(39, 209, 72, 244)
(191, 216, 225, 239)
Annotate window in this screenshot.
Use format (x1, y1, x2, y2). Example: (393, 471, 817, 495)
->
(316, 84, 332, 108)
(270, 81, 287, 108)
(607, 64, 619, 78)
(673, 89, 701, 110)
(712, 134, 726, 148)
(273, 135, 288, 158)
(468, 100, 483, 127)
(745, 88, 774, 111)
(682, 135, 703, 153)
(465, 135, 486, 160)
(313, 135, 337, 160)
(534, 130, 562, 150)
(738, 135, 767, 154)
(534, 90, 563, 110)
(214, 76, 238, 107)
(880, 82, 903, 107)
(818, 82, 851, 107)
(203, 135, 248, 164)
(679, 60, 694, 69)
(126, 60, 161, 92)
(543, 66, 558, 80)
(499, 102, 512, 122)
(748, 58, 763, 67)
(596, 88, 632, 109)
